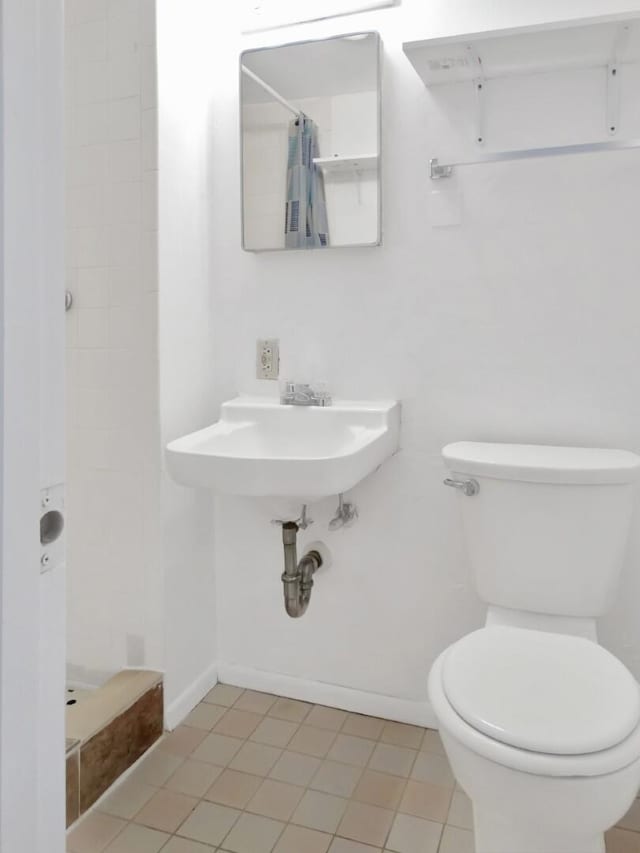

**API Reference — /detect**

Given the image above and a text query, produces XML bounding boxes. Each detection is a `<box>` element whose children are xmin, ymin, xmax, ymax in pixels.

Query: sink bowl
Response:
<box><xmin>166</xmin><ymin>395</ymin><xmax>400</xmax><ymax>503</ymax></box>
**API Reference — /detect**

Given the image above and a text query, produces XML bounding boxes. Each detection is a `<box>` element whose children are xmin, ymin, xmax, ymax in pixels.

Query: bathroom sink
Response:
<box><xmin>166</xmin><ymin>395</ymin><xmax>400</xmax><ymax>502</ymax></box>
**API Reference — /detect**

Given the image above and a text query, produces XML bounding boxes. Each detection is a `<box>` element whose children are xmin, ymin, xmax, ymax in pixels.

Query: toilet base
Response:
<box><xmin>474</xmin><ymin>808</ymin><xmax>604</xmax><ymax>853</ymax></box>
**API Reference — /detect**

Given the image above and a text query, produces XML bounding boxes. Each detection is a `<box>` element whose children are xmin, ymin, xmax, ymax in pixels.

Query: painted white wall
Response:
<box><xmin>157</xmin><ymin>0</ymin><xmax>218</xmax><ymax>720</ymax></box>
<box><xmin>65</xmin><ymin>0</ymin><xmax>162</xmax><ymax>684</ymax></box>
<box><xmin>194</xmin><ymin>0</ymin><xmax>640</xmax><ymax>722</ymax></box>
<box><xmin>1</xmin><ymin>0</ymin><xmax>66</xmax><ymax>848</ymax></box>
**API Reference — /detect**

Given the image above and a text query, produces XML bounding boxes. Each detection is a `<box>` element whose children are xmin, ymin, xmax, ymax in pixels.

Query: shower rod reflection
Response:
<box><xmin>241</xmin><ymin>64</ymin><xmax>303</xmax><ymax>119</ymax></box>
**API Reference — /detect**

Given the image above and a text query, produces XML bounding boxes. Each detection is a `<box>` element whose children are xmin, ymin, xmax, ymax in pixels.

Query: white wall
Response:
<box><xmin>157</xmin><ymin>0</ymin><xmax>217</xmax><ymax>721</ymax></box>
<box><xmin>65</xmin><ymin>0</ymin><xmax>162</xmax><ymax>684</ymax></box>
<box><xmin>198</xmin><ymin>0</ymin><xmax>640</xmax><ymax>723</ymax></box>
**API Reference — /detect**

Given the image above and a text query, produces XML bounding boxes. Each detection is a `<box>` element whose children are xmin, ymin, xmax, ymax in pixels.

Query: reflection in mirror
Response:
<box><xmin>241</xmin><ymin>32</ymin><xmax>382</xmax><ymax>252</ymax></box>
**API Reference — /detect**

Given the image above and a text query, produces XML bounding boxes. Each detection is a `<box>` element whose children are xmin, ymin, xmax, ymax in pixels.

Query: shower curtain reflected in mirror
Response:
<box><xmin>285</xmin><ymin>115</ymin><xmax>329</xmax><ymax>249</ymax></box>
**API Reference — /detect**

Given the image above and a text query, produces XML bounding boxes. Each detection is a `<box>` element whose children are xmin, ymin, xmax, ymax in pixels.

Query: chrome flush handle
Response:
<box><xmin>444</xmin><ymin>478</ymin><xmax>480</xmax><ymax>497</ymax></box>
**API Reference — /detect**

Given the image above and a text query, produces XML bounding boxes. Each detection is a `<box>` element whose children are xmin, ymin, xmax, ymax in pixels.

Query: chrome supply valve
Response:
<box><xmin>328</xmin><ymin>494</ymin><xmax>358</xmax><ymax>530</ymax></box>
<box><xmin>444</xmin><ymin>478</ymin><xmax>480</xmax><ymax>497</ymax></box>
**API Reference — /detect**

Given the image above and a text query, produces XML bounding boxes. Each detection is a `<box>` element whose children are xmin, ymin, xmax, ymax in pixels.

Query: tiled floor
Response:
<box><xmin>67</xmin><ymin>684</ymin><xmax>640</xmax><ymax>853</ymax></box>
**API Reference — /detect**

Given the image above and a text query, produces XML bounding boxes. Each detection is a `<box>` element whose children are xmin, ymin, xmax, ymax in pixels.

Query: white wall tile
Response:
<box><xmin>108</xmin><ymin>139</ymin><xmax>141</xmax><ymax>182</ymax></box>
<box><xmin>76</xmin><ymin>307</ymin><xmax>110</xmax><ymax>348</ymax></box>
<box><xmin>76</xmin><ymin>267</ymin><xmax>110</xmax><ymax>306</ymax></box>
<box><xmin>66</xmin><ymin>3</ymin><xmax>159</xmax><ymax>686</ymax></box>
<box><xmin>108</xmin><ymin>96</ymin><xmax>140</xmax><ymax>140</ymax></box>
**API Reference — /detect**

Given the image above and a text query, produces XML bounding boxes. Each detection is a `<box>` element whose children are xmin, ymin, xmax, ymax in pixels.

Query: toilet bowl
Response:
<box><xmin>432</xmin><ymin>441</ymin><xmax>640</xmax><ymax>853</ymax></box>
<box><xmin>429</xmin><ymin>627</ymin><xmax>640</xmax><ymax>853</ymax></box>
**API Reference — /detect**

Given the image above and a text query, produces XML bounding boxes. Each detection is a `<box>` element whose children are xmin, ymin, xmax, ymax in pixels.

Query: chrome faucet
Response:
<box><xmin>280</xmin><ymin>381</ymin><xmax>332</xmax><ymax>407</ymax></box>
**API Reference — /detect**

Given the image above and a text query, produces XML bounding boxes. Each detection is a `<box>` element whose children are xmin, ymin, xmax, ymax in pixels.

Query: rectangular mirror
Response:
<box><xmin>241</xmin><ymin>32</ymin><xmax>382</xmax><ymax>252</ymax></box>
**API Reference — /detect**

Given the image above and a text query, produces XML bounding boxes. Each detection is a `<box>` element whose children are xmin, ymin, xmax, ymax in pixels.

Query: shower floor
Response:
<box><xmin>65</xmin><ymin>684</ymin><xmax>94</xmax><ymax>709</ymax></box>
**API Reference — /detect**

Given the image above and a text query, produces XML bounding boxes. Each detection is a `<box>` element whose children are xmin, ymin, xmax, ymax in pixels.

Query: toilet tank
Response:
<box><xmin>443</xmin><ymin>442</ymin><xmax>640</xmax><ymax>618</ymax></box>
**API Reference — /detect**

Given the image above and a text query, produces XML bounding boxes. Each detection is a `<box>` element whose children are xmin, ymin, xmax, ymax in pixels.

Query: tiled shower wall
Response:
<box><xmin>65</xmin><ymin>0</ymin><xmax>162</xmax><ymax>683</ymax></box>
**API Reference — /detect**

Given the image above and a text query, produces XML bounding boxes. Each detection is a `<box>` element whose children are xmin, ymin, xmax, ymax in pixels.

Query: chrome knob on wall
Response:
<box><xmin>444</xmin><ymin>478</ymin><xmax>480</xmax><ymax>497</ymax></box>
<box><xmin>65</xmin><ymin>290</ymin><xmax>73</xmax><ymax>311</ymax></box>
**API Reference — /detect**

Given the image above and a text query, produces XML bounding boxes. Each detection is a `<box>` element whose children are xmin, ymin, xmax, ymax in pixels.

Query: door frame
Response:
<box><xmin>0</xmin><ymin>0</ymin><xmax>66</xmax><ymax>850</ymax></box>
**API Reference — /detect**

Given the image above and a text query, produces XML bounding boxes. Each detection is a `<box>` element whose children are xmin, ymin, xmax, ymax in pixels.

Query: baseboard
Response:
<box><xmin>164</xmin><ymin>662</ymin><xmax>218</xmax><ymax>731</ymax></box>
<box><xmin>216</xmin><ymin>663</ymin><xmax>438</xmax><ymax>728</ymax></box>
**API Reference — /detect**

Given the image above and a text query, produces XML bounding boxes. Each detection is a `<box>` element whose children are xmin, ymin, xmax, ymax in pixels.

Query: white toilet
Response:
<box><xmin>431</xmin><ymin>441</ymin><xmax>640</xmax><ymax>853</ymax></box>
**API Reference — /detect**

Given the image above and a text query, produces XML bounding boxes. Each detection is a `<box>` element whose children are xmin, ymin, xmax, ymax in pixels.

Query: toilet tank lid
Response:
<box><xmin>442</xmin><ymin>442</ymin><xmax>640</xmax><ymax>484</ymax></box>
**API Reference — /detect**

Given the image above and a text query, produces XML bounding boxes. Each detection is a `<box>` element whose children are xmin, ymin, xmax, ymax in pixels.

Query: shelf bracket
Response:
<box><xmin>465</xmin><ymin>43</ymin><xmax>486</xmax><ymax>146</ymax></box>
<box><xmin>607</xmin><ymin>23</ymin><xmax>630</xmax><ymax>136</ymax></box>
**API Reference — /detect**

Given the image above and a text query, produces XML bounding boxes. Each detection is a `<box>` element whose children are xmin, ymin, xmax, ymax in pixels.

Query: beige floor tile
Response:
<box><xmin>331</xmin><ymin>839</ymin><xmax>382</xmax><ymax>853</ymax></box>
<box><xmin>420</xmin><ymin>731</ymin><xmax>445</xmax><ymax>756</ymax></box>
<box><xmin>67</xmin><ymin>812</ymin><xmax>127</xmax><ymax>852</ymax></box>
<box><xmin>409</xmin><ymin>754</ymin><xmax>454</xmax><ymax>788</ymax></box>
<box><xmin>269</xmin><ymin>750</ymin><xmax>322</xmax><ymax>786</ymax></box>
<box><xmin>203</xmin><ymin>684</ymin><xmax>244</xmax><ymax>707</ymax></box>
<box><xmin>132</xmin><ymin>750</ymin><xmax>184</xmax><ymax>787</ymax></box>
<box><xmin>268</xmin><ymin>697</ymin><xmax>313</xmax><ymax>723</ymax></box>
<box><xmin>158</xmin><ymin>726</ymin><xmax>208</xmax><ymax>757</ymax></box>
<box><xmin>273</xmin><ymin>824</ymin><xmax>332</xmax><ymax>853</ymax></box>
<box><xmin>288</xmin><ymin>725</ymin><xmax>337</xmax><ymax>758</ymax></box>
<box><xmin>291</xmin><ymin>789</ymin><xmax>348</xmax><ymax>833</ymax></box>
<box><xmin>328</xmin><ymin>734</ymin><xmax>376</xmax><ymax>768</ymax></box>
<box><xmin>191</xmin><ymin>733</ymin><xmax>244</xmax><ymax>766</ymax></box>
<box><xmin>234</xmin><ymin>690</ymin><xmax>277</xmax><ymax>714</ymax></box>
<box><xmin>398</xmin><ymin>781</ymin><xmax>451</xmax><ymax>823</ymax></box>
<box><xmin>103</xmin><ymin>824</ymin><xmax>169</xmax><ymax>853</ymax></box>
<box><xmin>177</xmin><ymin>801</ymin><xmax>240</xmax><ymax>846</ymax></box>
<box><xmin>133</xmin><ymin>788</ymin><xmax>198</xmax><ymax>833</ymax></box>
<box><xmin>447</xmin><ymin>790</ymin><xmax>473</xmax><ymax>830</ymax></box>
<box><xmin>438</xmin><ymin>825</ymin><xmax>473</xmax><ymax>853</ymax></box>
<box><xmin>247</xmin><ymin>778</ymin><xmax>305</xmax><ymax>821</ymax></box>
<box><xmin>369</xmin><ymin>744</ymin><xmax>417</xmax><ymax>778</ymax></box>
<box><xmin>380</xmin><ymin>722</ymin><xmax>424</xmax><ymax>750</ymax></box>
<box><xmin>311</xmin><ymin>760</ymin><xmax>363</xmax><ymax>798</ymax></box>
<box><xmin>385</xmin><ymin>813</ymin><xmax>442</xmax><ymax>853</ymax></box>
<box><xmin>184</xmin><ymin>703</ymin><xmax>227</xmax><ymax>731</ymax></box>
<box><xmin>251</xmin><ymin>717</ymin><xmax>299</xmax><ymax>747</ymax></box>
<box><xmin>98</xmin><ymin>776</ymin><xmax>157</xmax><ymax>820</ymax></box>
<box><xmin>306</xmin><ymin>705</ymin><xmax>349</xmax><ymax>731</ymax></box>
<box><xmin>337</xmin><ymin>800</ymin><xmax>394</xmax><ymax>847</ymax></box>
<box><xmin>205</xmin><ymin>768</ymin><xmax>263</xmax><ymax>809</ymax></box>
<box><xmin>353</xmin><ymin>770</ymin><xmax>406</xmax><ymax>810</ymax></box>
<box><xmin>222</xmin><ymin>812</ymin><xmax>285</xmax><ymax>853</ymax></box>
<box><xmin>214</xmin><ymin>708</ymin><xmax>263</xmax><ymax>739</ymax></box>
<box><xmin>161</xmin><ymin>838</ymin><xmax>217</xmax><ymax>853</ymax></box>
<box><xmin>619</xmin><ymin>799</ymin><xmax>640</xmax><ymax>832</ymax></box>
<box><xmin>607</xmin><ymin>828</ymin><xmax>640</xmax><ymax>853</ymax></box>
<box><xmin>342</xmin><ymin>713</ymin><xmax>386</xmax><ymax>741</ymax></box>
<box><xmin>229</xmin><ymin>741</ymin><xmax>283</xmax><ymax>776</ymax></box>
<box><xmin>164</xmin><ymin>759</ymin><xmax>223</xmax><ymax>798</ymax></box>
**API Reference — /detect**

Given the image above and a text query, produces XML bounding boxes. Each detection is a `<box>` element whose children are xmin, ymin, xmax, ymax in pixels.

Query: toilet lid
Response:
<box><xmin>442</xmin><ymin>627</ymin><xmax>640</xmax><ymax>755</ymax></box>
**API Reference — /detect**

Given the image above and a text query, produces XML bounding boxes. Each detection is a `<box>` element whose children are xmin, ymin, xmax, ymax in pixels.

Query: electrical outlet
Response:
<box><xmin>256</xmin><ymin>338</ymin><xmax>279</xmax><ymax>380</ymax></box>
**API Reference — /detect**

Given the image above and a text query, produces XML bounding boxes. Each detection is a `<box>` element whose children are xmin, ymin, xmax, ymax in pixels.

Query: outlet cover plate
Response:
<box><xmin>256</xmin><ymin>338</ymin><xmax>279</xmax><ymax>380</ymax></box>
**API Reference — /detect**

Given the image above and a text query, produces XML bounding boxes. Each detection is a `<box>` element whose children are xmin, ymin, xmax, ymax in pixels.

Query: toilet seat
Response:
<box><xmin>442</xmin><ymin>627</ymin><xmax>640</xmax><ymax>756</ymax></box>
<box><xmin>429</xmin><ymin>628</ymin><xmax>640</xmax><ymax>778</ymax></box>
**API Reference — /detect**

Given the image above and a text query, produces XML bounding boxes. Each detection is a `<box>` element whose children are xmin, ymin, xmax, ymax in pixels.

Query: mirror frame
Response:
<box><xmin>240</xmin><ymin>31</ymin><xmax>383</xmax><ymax>253</ymax></box>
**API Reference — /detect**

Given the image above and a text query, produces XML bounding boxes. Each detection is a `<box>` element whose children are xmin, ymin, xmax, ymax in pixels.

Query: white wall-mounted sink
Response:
<box><xmin>166</xmin><ymin>395</ymin><xmax>400</xmax><ymax>503</ymax></box>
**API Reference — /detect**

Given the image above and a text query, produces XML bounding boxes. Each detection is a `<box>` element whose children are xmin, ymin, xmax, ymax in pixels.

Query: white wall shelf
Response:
<box><xmin>314</xmin><ymin>154</ymin><xmax>378</xmax><ymax>174</ymax></box>
<box><xmin>403</xmin><ymin>12</ymin><xmax>640</xmax><ymax>177</ymax></box>
<box><xmin>402</xmin><ymin>13</ymin><xmax>640</xmax><ymax>87</ymax></box>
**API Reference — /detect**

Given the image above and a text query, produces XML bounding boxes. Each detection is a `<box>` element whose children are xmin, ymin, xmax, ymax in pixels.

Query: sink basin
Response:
<box><xmin>166</xmin><ymin>395</ymin><xmax>400</xmax><ymax>503</ymax></box>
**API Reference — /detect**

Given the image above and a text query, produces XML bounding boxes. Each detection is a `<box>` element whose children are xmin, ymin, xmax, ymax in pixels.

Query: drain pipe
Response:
<box><xmin>281</xmin><ymin>522</ymin><xmax>322</xmax><ymax>618</ymax></box>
